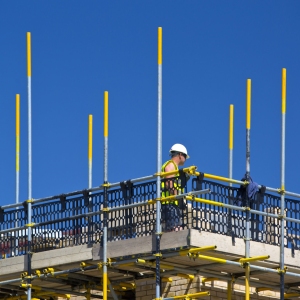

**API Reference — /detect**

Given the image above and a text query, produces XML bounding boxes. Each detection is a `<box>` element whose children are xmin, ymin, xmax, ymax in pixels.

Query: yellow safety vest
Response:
<box><xmin>161</xmin><ymin>160</ymin><xmax>182</xmax><ymax>205</ymax></box>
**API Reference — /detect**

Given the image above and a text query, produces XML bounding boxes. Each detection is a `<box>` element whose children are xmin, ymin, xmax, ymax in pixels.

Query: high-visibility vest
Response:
<box><xmin>161</xmin><ymin>160</ymin><xmax>182</xmax><ymax>205</ymax></box>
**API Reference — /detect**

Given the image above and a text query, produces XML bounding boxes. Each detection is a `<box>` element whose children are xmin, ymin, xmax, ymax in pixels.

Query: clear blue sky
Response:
<box><xmin>1</xmin><ymin>2</ymin><xmax>300</xmax><ymax>206</ymax></box>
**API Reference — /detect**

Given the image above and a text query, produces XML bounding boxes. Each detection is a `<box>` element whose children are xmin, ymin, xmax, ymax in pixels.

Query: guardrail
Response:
<box><xmin>0</xmin><ymin>176</ymin><xmax>299</xmax><ymax>258</ymax></box>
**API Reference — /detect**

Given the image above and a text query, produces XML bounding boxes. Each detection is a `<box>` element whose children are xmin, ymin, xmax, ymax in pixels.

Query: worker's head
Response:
<box><xmin>169</xmin><ymin>143</ymin><xmax>189</xmax><ymax>166</ymax></box>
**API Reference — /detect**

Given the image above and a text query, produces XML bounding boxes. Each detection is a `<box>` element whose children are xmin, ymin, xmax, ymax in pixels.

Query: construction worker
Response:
<box><xmin>161</xmin><ymin>143</ymin><xmax>189</xmax><ymax>232</ymax></box>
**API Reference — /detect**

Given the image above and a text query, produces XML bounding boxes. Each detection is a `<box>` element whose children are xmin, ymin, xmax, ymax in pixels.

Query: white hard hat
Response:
<box><xmin>169</xmin><ymin>143</ymin><xmax>190</xmax><ymax>159</ymax></box>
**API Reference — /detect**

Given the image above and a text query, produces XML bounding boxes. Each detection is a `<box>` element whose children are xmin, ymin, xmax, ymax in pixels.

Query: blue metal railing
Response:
<box><xmin>0</xmin><ymin>177</ymin><xmax>299</xmax><ymax>258</ymax></box>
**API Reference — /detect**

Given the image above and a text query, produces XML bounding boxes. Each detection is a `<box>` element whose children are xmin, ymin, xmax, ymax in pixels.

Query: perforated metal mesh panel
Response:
<box><xmin>0</xmin><ymin>177</ymin><xmax>299</xmax><ymax>258</ymax></box>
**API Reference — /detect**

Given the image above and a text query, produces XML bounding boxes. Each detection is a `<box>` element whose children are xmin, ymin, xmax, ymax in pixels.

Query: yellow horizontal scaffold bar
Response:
<box><xmin>114</xmin><ymin>262</ymin><xmax>136</xmax><ymax>267</ymax></box>
<box><xmin>256</xmin><ymin>287</ymin><xmax>273</xmax><ymax>293</ymax></box>
<box><xmin>195</xmin><ymin>254</ymin><xmax>227</xmax><ymax>264</ymax></box>
<box><xmin>197</xmin><ymin>172</ymin><xmax>247</xmax><ymax>186</ymax></box>
<box><xmin>239</xmin><ymin>255</ymin><xmax>270</xmax><ymax>263</ymax></box>
<box><xmin>284</xmin><ymin>293</ymin><xmax>300</xmax><ymax>298</ymax></box>
<box><xmin>202</xmin><ymin>277</ymin><xmax>219</xmax><ymax>283</ymax></box>
<box><xmin>155</xmin><ymin>195</ymin><xmax>178</xmax><ymax>203</ymax></box>
<box><xmin>185</xmin><ymin>196</ymin><xmax>224</xmax><ymax>207</ymax></box>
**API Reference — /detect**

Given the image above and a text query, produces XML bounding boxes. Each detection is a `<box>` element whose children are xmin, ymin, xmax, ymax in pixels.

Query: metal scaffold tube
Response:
<box><xmin>156</xmin><ymin>26</ymin><xmax>163</xmax><ymax>300</ymax></box>
<box><xmin>16</xmin><ymin>94</ymin><xmax>20</xmax><ymax>206</ymax></box>
<box><xmin>228</xmin><ymin>104</ymin><xmax>234</xmax><ymax>241</ymax></box>
<box><xmin>280</xmin><ymin>68</ymin><xmax>286</xmax><ymax>299</ymax></box>
<box><xmin>26</xmin><ymin>31</ymin><xmax>32</xmax><ymax>300</ymax></box>
<box><xmin>229</xmin><ymin>104</ymin><xmax>234</xmax><ymax>184</ymax></box>
<box><xmin>103</xmin><ymin>91</ymin><xmax>109</xmax><ymax>300</ymax></box>
<box><xmin>88</xmin><ymin>114</ymin><xmax>93</xmax><ymax>246</ymax></box>
<box><xmin>245</xmin><ymin>78</ymin><xmax>251</xmax><ymax>300</ymax></box>
<box><xmin>15</xmin><ymin>94</ymin><xmax>20</xmax><ymax>254</ymax></box>
<box><xmin>107</xmin><ymin>278</ymin><xmax>119</xmax><ymax>300</ymax></box>
<box><xmin>88</xmin><ymin>114</ymin><xmax>93</xmax><ymax>189</ymax></box>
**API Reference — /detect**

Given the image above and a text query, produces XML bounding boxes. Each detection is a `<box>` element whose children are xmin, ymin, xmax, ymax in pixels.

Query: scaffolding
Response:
<box><xmin>0</xmin><ymin>28</ymin><xmax>299</xmax><ymax>300</ymax></box>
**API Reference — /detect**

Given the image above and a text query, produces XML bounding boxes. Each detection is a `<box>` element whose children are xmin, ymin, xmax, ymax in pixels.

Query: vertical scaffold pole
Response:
<box><xmin>88</xmin><ymin>114</ymin><xmax>93</xmax><ymax>246</ymax></box>
<box><xmin>228</xmin><ymin>104</ymin><xmax>234</xmax><ymax>300</ymax></box>
<box><xmin>245</xmin><ymin>79</ymin><xmax>251</xmax><ymax>300</ymax></box>
<box><xmin>227</xmin><ymin>279</ymin><xmax>233</xmax><ymax>300</ymax></box>
<box><xmin>156</xmin><ymin>26</ymin><xmax>163</xmax><ymax>300</ymax></box>
<box><xmin>26</xmin><ymin>31</ymin><xmax>32</xmax><ymax>300</ymax></box>
<box><xmin>103</xmin><ymin>91</ymin><xmax>109</xmax><ymax>300</ymax></box>
<box><xmin>280</xmin><ymin>68</ymin><xmax>286</xmax><ymax>299</ymax></box>
<box><xmin>229</xmin><ymin>104</ymin><xmax>234</xmax><ymax>184</ymax></box>
<box><xmin>16</xmin><ymin>94</ymin><xmax>20</xmax><ymax>206</ymax></box>
<box><xmin>88</xmin><ymin>114</ymin><xmax>93</xmax><ymax>189</ymax></box>
<box><xmin>16</xmin><ymin>94</ymin><xmax>20</xmax><ymax>254</ymax></box>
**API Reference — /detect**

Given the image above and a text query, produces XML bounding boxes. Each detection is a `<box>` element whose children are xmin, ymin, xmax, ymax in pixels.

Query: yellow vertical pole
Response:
<box><xmin>86</xmin><ymin>287</ymin><xmax>91</xmax><ymax>300</ymax></box>
<box><xmin>246</xmin><ymin>80</ymin><xmax>251</xmax><ymax>130</ymax></box>
<box><xmin>104</xmin><ymin>92</ymin><xmax>108</xmax><ymax>138</ymax></box>
<box><xmin>227</xmin><ymin>279</ymin><xmax>232</xmax><ymax>300</ymax></box>
<box><xmin>103</xmin><ymin>91</ymin><xmax>109</xmax><ymax>300</ymax></box>
<box><xmin>27</xmin><ymin>33</ymin><xmax>31</xmax><ymax>78</ymax></box>
<box><xmin>229</xmin><ymin>105</ymin><xmax>234</xmax><ymax>152</ymax></box>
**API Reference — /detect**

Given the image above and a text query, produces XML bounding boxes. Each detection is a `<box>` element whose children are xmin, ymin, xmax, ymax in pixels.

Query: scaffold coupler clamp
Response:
<box><xmin>35</xmin><ymin>270</ymin><xmax>41</xmax><ymax>277</ymax></box>
<box><xmin>153</xmin><ymin>252</ymin><xmax>162</xmax><ymax>258</ymax></box>
<box><xmin>187</xmin><ymin>253</ymin><xmax>197</xmax><ymax>261</ymax></box>
<box><xmin>242</xmin><ymin>262</ymin><xmax>250</xmax><ymax>268</ymax></box>
<box><xmin>20</xmin><ymin>283</ymin><xmax>32</xmax><ymax>288</ymax></box>
<box><xmin>101</xmin><ymin>182</ymin><xmax>111</xmax><ymax>188</ymax></box>
<box><xmin>242</xmin><ymin>206</ymin><xmax>251</xmax><ymax>212</ymax></box>
<box><xmin>231</xmin><ymin>275</ymin><xmax>236</xmax><ymax>283</ymax></box>
<box><xmin>21</xmin><ymin>272</ymin><xmax>28</xmax><ymax>279</ymax></box>
<box><xmin>277</xmin><ymin>266</ymin><xmax>287</xmax><ymax>274</ymax></box>
<box><xmin>155</xmin><ymin>230</ymin><xmax>163</xmax><ymax>236</ymax></box>
<box><xmin>243</xmin><ymin>236</ymin><xmax>251</xmax><ymax>242</ymax></box>
<box><xmin>107</xmin><ymin>258</ymin><xmax>113</xmax><ymax>267</ymax></box>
